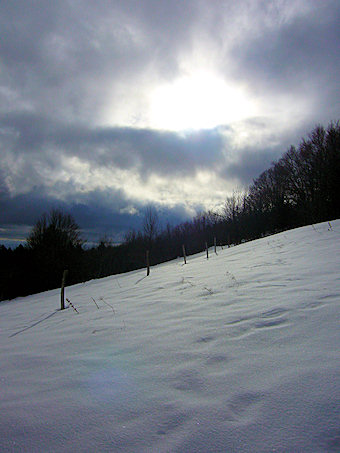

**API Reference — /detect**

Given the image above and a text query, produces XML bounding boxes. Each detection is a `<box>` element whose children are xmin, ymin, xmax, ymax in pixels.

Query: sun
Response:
<box><xmin>149</xmin><ymin>71</ymin><xmax>256</xmax><ymax>131</ymax></box>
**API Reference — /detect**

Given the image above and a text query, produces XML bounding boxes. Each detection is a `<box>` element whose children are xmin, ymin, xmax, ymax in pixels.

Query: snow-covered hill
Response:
<box><xmin>1</xmin><ymin>221</ymin><xmax>339</xmax><ymax>452</ymax></box>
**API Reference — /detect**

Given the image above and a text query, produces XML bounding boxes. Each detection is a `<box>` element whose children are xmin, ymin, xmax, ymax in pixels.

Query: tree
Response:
<box><xmin>26</xmin><ymin>209</ymin><xmax>84</xmax><ymax>291</ymax></box>
<box><xmin>142</xmin><ymin>205</ymin><xmax>159</xmax><ymax>247</ymax></box>
<box><xmin>27</xmin><ymin>209</ymin><xmax>83</xmax><ymax>251</ymax></box>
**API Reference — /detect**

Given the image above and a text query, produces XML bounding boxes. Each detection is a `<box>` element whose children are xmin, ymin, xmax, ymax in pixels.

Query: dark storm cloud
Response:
<box><xmin>221</xmin><ymin>148</ymin><xmax>280</xmax><ymax>185</ymax></box>
<box><xmin>0</xmin><ymin>187</ymin><xmax>60</xmax><ymax>226</ymax></box>
<box><xmin>230</xmin><ymin>2</ymin><xmax>340</xmax><ymax>106</ymax></box>
<box><xmin>0</xmin><ymin>185</ymin><xmax>192</xmax><ymax>244</ymax></box>
<box><xmin>0</xmin><ymin>0</ymin><xmax>197</xmax><ymax>121</ymax></box>
<box><xmin>0</xmin><ymin>112</ymin><xmax>225</xmax><ymax>178</ymax></box>
<box><xmin>0</xmin><ymin>186</ymin><xmax>134</xmax><ymax>231</ymax></box>
<box><xmin>52</xmin><ymin>121</ymin><xmax>226</xmax><ymax>177</ymax></box>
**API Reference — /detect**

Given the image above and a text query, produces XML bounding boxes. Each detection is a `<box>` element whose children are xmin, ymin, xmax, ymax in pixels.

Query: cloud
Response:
<box><xmin>0</xmin><ymin>185</ymin><xmax>194</xmax><ymax>244</ymax></box>
<box><xmin>0</xmin><ymin>0</ymin><xmax>339</xmax><ymax>243</ymax></box>
<box><xmin>229</xmin><ymin>2</ymin><xmax>340</xmax><ymax>103</ymax></box>
<box><xmin>0</xmin><ymin>109</ymin><xmax>333</xmax><ymax>241</ymax></box>
<box><xmin>0</xmin><ymin>0</ymin><xmax>198</xmax><ymax>124</ymax></box>
<box><xmin>1</xmin><ymin>111</ymin><xmax>301</xmax><ymax>200</ymax></box>
<box><xmin>0</xmin><ymin>111</ymin><xmax>225</xmax><ymax>183</ymax></box>
<box><xmin>1</xmin><ymin>1</ymin><xmax>338</xmax><ymax>122</ymax></box>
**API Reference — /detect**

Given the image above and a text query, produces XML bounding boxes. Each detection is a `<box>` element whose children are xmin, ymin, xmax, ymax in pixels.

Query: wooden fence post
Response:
<box><xmin>146</xmin><ymin>250</ymin><xmax>150</xmax><ymax>276</ymax></box>
<box><xmin>60</xmin><ymin>269</ymin><xmax>68</xmax><ymax>310</ymax></box>
<box><xmin>182</xmin><ymin>244</ymin><xmax>187</xmax><ymax>265</ymax></box>
<box><xmin>214</xmin><ymin>237</ymin><xmax>217</xmax><ymax>254</ymax></box>
<box><xmin>205</xmin><ymin>242</ymin><xmax>209</xmax><ymax>260</ymax></box>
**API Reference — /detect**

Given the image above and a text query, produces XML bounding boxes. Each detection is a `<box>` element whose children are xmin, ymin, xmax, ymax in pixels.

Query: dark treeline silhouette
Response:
<box><xmin>1</xmin><ymin>121</ymin><xmax>339</xmax><ymax>301</ymax></box>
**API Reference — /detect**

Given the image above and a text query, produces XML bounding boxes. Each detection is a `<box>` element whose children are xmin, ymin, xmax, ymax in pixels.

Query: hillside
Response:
<box><xmin>1</xmin><ymin>220</ymin><xmax>339</xmax><ymax>452</ymax></box>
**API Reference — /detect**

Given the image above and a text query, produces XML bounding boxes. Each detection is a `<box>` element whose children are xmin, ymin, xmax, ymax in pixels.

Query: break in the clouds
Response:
<box><xmin>0</xmin><ymin>0</ymin><xmax>339</xmax><ymax>244</ymax></box>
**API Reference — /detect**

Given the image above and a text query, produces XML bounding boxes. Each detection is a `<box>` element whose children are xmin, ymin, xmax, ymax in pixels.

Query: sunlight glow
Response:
<box><xmin>149</xmin><ymin>72</ymin><xmax>257</xmax><ymax>131</ymax></box>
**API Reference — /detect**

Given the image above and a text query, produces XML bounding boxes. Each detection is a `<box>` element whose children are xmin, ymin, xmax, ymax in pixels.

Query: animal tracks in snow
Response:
<box><xmin>225</xmin><ymin>306</ymin><xmax>290</xmax><ymax>339</ymax></box>
<box><xmin>225</xmin><ymin>271</ymin><xmax>239</xmax><ymax>288</ymax></box>
<box><xmin>225</xmin><ymin>391</ymin><xmax>264</xmax><ymax>424</ymax></box>
<box><xmin>254</xmin><ymin>317</ymin><xmax>287</xmax><ymax>329</ymax></box>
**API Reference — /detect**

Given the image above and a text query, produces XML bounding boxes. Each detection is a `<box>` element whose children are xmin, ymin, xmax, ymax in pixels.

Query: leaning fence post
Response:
<box><xmin>182</xmin><ymin>244</ymin><xmax>187</xmax><ymax>265</ymax></box>
<box><xmin>205</xmin><ymin>242</ymin><xmax>209</xmax><ymax>260</ymax></box>
<box><xmin>146</xmin><ymin>250</ymin><xmax>150</xmax><ymax>276</ymax></box>
<box><xmin>60</xmin><ymin>269</ymin><xmax>68</xmax><ymax>310</ymax></box>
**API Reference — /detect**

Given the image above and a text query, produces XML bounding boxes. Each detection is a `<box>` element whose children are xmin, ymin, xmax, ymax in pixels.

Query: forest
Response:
<box><xmin>1</xmin><ymin>121</ymin><xmax>339</xmax><ymax>301</ymax></box>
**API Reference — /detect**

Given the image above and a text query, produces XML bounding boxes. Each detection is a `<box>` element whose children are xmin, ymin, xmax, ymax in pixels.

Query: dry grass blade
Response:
<box><xmin>91</xmin><ymin>297</ymin><xmax>100</xmax><ymax>309</ymax></box>
<box><xmin>99</xmin><ymin>297</ymin><xmax>115</xmax><ymax>314</ymax></box>
<box><xmin>66</xmin><ymin>298</ymin><xmax>79</xmax><ymax>313</ymax></box>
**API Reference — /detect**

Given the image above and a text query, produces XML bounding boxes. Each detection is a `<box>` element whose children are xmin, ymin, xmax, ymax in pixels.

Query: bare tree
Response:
<box><xmin>143</xmin><ymin>205</ymin><xmax>159</xmax><ymax>247</ymax></box>
<box><xmin>223</xmin><ymin>191</ymin><xmax>244</xmax><ymax>221</ymax></box>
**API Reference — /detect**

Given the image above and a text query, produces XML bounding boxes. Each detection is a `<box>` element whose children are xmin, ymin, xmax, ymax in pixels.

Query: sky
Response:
<box><xmin>1</xmin><ymin>0</ymin><xmax>339</xmax><ymax>246</ymax></box>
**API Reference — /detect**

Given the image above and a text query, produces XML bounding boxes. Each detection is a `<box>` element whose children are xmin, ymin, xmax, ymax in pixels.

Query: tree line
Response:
<box><xmin>1</xmin><ymin>121</ymin><xmax>339</xmax><ymax>301</ymax></box>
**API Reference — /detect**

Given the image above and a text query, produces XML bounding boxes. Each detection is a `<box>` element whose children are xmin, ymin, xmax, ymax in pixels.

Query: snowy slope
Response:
<box><xmin>1</xmin><ymin>221</ymin><xmax>339</xmax><ymax>453</ymax></box>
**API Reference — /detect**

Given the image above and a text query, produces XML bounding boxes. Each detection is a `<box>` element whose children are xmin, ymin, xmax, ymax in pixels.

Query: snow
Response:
<box><xmin>1</xmin><ymin>220</ymin><xmax>339</xmax><ymax>452</ymax></box>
